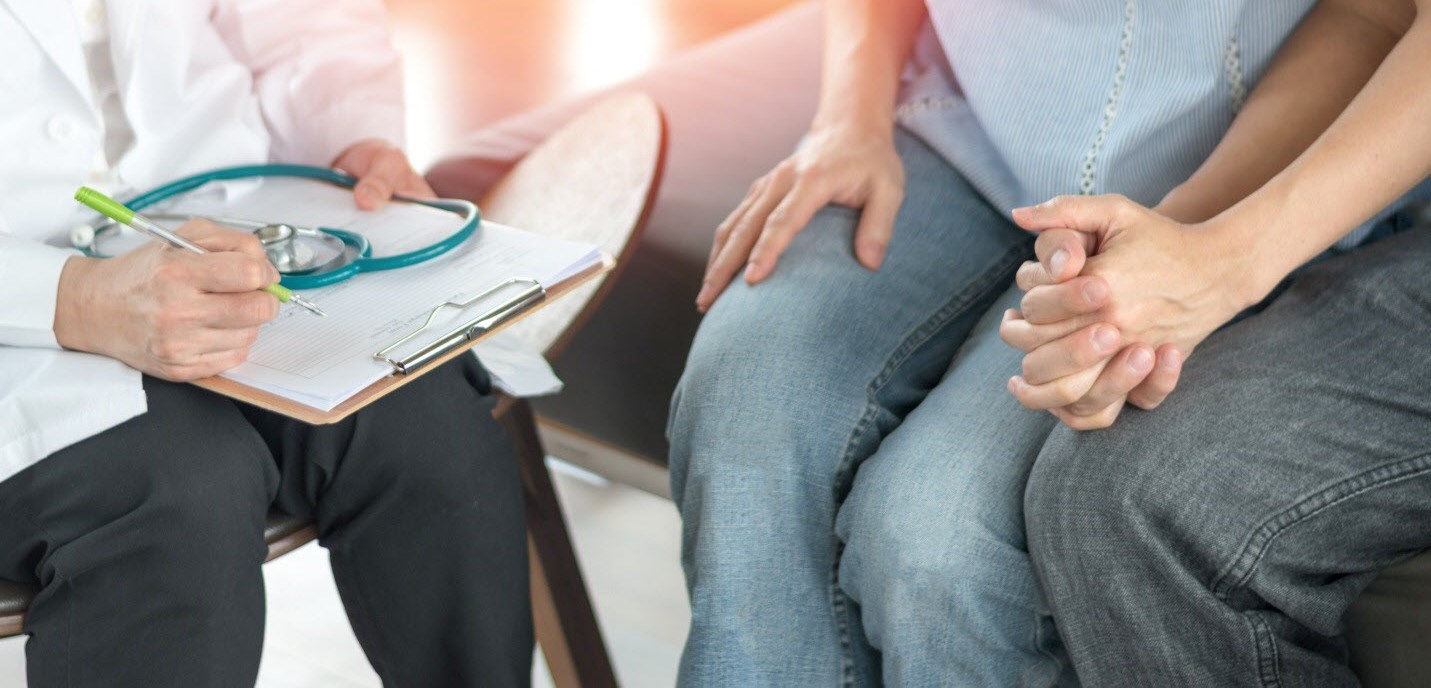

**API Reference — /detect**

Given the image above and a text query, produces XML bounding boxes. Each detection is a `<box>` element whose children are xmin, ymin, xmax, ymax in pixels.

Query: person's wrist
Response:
<box><xmin>812</xmin><ymin>82</ymin><xmax>896</xmax><ymax>141</ymax></box>
<box><xmin>1154</xmin><ymin>185</ymin><xmax>1216</xmax><ymax>224</ymax></box>
<box><xmin>53</xmin><ymin>256</ymin><xmax>101</xmax><ymax>352</ymax></box>
<box><xmin>1199</xmin><ymin>215</ymin><xmax>1282</xmax><ymax>311</ymax></box>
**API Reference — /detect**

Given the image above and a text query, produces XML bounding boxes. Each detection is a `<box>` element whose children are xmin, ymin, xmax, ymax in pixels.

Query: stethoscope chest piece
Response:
<box><xmin>255</xmin><ymin>223</ymin><xmax>354</xmax><ymax>276</ymax></box>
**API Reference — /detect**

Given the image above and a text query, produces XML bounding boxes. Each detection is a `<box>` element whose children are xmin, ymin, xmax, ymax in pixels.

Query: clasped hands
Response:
<box><xmin>998</xmin><ymin>195</ymin><xmax>1256</xmax><ymax>430</ymax></box>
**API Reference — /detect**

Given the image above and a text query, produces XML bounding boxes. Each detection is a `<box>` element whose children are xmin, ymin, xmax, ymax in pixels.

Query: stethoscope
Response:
<box><xmin>70</xmin><ymin>164</ymin><xmax>481</xmax><ymax>290</ymax></box>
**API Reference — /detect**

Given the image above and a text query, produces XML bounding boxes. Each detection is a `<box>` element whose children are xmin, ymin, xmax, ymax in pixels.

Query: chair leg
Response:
<box><xmin>498</xmin><ymin>397</ymin><xmax>619</xmax><ymax>688</ymax></box>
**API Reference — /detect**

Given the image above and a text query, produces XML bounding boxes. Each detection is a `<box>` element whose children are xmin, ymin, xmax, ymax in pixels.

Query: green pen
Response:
<box><xmin>74</xmin><ymin>186</ymin><xmax>326</xmax><ymax>317</ymax></box>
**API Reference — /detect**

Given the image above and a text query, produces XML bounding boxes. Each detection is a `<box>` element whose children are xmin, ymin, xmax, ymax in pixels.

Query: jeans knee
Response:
<box><xmin>1026</xmin><ymin>420</ymin><xmax>1211</xmax><ymax>584</ymax></box>
<box><xmin>1027</xmin><ymin>426</ymin><xmax>1126</xmax><ymax>558</ymax></box>
<box><xmin>670</xmin><ymin>327</ymin><xmax>856</xmax><ymax>509</ymax></box>
<box><xmin>840</xmin><ymin>495</ymin><xmax>1035</xmax><ymax>624</ymax></box>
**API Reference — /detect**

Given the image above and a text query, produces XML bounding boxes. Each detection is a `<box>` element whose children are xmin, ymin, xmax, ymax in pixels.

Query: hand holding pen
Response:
<box><xmin>75</xmin><ymin>188</ymin><xmax>325</xmax><ymax>316</ymax></box>
<box><xmin>52</xmin><ymin>190</ymin><xmax>320</xmax><ymax>382</ymax></box>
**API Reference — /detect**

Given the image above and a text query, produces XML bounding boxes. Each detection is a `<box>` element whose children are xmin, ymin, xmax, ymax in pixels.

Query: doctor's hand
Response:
<box><xmin>53</xmin><ymin>220</ymin><xmax>282</xmax><ymax>382</ymax></box>
<box><xmin>332</xmin><ymin>138</ymin><xmax>436</xmax><ymax>211</ymax></box>
<box><xmin>696</xmin><ymin>123</ymin><xmax>905</xmax><ymax>311</ymax></box>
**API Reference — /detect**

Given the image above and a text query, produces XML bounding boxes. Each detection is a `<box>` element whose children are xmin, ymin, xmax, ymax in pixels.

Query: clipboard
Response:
<box><xmin>193</xmin><ymin>256</ymin><xmax>612</xmax><ymax>424</ymax></box>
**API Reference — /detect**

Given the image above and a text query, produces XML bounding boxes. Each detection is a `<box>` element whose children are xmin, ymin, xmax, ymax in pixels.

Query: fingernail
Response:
<box><xmin>861</xmin><ymin>243</ymin><xmax>886</xmax><ymax>269</ymax></box>
<box><xmin>744</xmin><ymin>263</ymin><xmax>762</xmax><ymax>283</ymax></box>
<box><xmin>1129</xmin><ymin>348</ymin><xmax>1154</xmax><ymax>373</ymax></box>
<box><xmin>1049</xmin><ymin>249</ymin><xmax>1068</xmax><ymax>276</ymax></box>
<box><xmin>1161</xmin><ymin>348</ymin><xmax>1183</xmax><ymax>370</ymax></box>
<box><xmin>1094</xmin><ymin>325</ymin><xmax>1119</xmax><ymax>352</ymax></box>
<box><xmin>1082</xmin><ymin>279</ymin><xmax>1108</xmax><ymax>304</ymax></box>
<box><xmin>1011</xmin><ymin>206</ymin><xmax>1030</xmax><ymax>217</ymax></box>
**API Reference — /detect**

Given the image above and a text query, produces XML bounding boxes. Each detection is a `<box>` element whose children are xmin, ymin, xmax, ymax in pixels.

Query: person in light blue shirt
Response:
<box><xmin>671</xmin><ymin>0</ymin><xmax>1431</xmax><ymax>684</ymax></box>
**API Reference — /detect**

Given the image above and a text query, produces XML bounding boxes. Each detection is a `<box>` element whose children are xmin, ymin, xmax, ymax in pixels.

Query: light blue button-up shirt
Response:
<box><xmin>897</xmin><ymin>0</ymin><xmax>1425</xmax><ymax>248</ymax></box>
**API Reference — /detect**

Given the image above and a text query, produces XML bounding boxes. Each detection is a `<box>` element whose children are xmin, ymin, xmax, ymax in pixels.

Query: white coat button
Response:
<box><xmin>46</xmin><ymin>116</ymin><xmax>77</xmax><ymax>142</ymax></box>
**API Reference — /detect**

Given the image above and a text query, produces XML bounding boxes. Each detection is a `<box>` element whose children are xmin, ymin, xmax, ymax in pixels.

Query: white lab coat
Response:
<box><xmin>0</xmin><ymin>0</ymin><xmax>405</xmax><ymax>482</ymax></box>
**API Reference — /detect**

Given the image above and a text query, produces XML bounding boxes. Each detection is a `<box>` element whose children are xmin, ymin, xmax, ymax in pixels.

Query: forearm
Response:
<box><xmin>812</xmin><ymin>0</ymin><xmax>927</xmax><ymax>137</ymax></box>
<box><xmin>1216</xmin><ymin>8</ymin><xmax>1431</xmax><ymax>304</ymax></box>
<box><xmin>1157</xmin><ymin>0</ymin><xmax>1414</xmax><ymax>223</ymax></box>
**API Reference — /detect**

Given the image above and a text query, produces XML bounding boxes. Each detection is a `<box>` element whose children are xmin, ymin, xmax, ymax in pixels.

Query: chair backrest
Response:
<box><xmin>433</xmin><ymin>93</ymin><xmax>666</xmax><ymax>359</ymax></box>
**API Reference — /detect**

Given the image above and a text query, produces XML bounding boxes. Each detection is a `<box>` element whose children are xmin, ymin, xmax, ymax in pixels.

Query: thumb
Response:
<box><xmin>1032</xmin><ymin>228</ymin><xmax>1097</xmax><ymax>282</ymax></box>
<box><xmin>1011</xmin><ymin>194</ymin><xmax>1129</xmax><ymax>236</ymax></box>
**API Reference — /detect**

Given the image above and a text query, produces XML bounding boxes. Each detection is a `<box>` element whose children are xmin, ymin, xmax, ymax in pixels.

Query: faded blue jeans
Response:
<box><xmin>668</xmin><ymin>129</ymin><xmax>1073</xmax><ymax>686</ymax></box>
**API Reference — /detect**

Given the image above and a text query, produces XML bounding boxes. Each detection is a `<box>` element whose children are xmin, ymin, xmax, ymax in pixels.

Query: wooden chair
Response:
<box><xmin>0</xmin><ymin>93</ymin><xmax>665</xmax><ymax>688</ymax></box>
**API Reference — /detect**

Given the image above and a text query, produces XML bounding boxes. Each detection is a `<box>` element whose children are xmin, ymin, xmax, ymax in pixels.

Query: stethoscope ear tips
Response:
<box><xmin>70</xmin><ymin>224</ymin><xmax>96</xmax><ymax>250</ymax></box>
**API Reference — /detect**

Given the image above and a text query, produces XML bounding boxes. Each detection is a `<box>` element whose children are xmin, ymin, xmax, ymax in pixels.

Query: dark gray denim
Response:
<box><xmin>1025</xmin><ymin>223</ymin><xmax>1431</xmax><ymax>686</ymax></box>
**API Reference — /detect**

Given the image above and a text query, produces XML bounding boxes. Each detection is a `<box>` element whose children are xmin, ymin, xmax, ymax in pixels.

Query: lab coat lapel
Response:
<box><xmin>2</xmin><ymin>0</ymin><xmax>91</xmax><ymax>99</ymax></box>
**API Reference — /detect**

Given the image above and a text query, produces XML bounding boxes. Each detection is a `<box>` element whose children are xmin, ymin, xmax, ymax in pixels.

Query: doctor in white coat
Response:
<box><xmin>0</xmin><ymin>1</ymin><xmax>532</xmax><ymax>686</ymax></box>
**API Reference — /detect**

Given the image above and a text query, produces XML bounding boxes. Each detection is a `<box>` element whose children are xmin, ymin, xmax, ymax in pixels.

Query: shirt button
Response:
<box><xmin>85</xmin><ymin>3</ymin><xmax>104</xmax><ymax>27</ymax></box>
<box><xmin>47</xmin><ymin>115</ymin><xmax>77</xmax><ymax>142</ymax></box>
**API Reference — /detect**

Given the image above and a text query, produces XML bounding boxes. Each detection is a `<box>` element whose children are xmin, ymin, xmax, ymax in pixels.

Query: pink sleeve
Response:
<box><xmin>211</xmin><ymin>0</ymin><xmax>406</xmax><ymax>166</ymax></box>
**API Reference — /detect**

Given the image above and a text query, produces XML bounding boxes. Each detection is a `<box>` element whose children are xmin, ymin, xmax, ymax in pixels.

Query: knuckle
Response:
<box><xmin>1101</xmin><ymin>303</ymin><xmax>1130</xmax><ymax>331</ymax></box>
<box><xmin>997</xmin><ymin>320</ymin><xmax>1019</xmax><ymax>347</ymax></box>
<box><xmin>236</xmin><ymin>262</ymin><xmax>267</xmax><ymax>289</ymax></box>
<box><xmin>147</xmin><ymin>337</ymin><xmax>183</xmax><ymax>363</ymax></box>
<box><xmin>1080</xmin><ymin>417</ymin><xmax>1112</xmax><ymax>431</ymax></box>
<box><xmin>1003</xmin><ymin>323</ymin><xmax>1036</xmax><ymax>351</ymax></box>
<box><xmin>154</xmin><ymin>258</ymin><xmax>189</xmax><ymax>284</ymax></box>
<box><xmin>1010</xmin><ymin>385</ymin><xmax>1040</xmax><ymax>410</ymax></box>
<box><xmin>243</xmin><ymin>294</ymin><xmax>279</xmax><ymax>323</ymax></box>
<box><xmin>764</xmin><ymin>209</ymin><xmax>793</xmax><ymax>231</ymax></box>
<box><xmin>236</xmin><ymin>233</ymin><xmax>264</xmax><ymax>255</ymax></box>
<box><xmin>149</xmin><ymin>307</ymin><xmax>182</xmax><ymax>333</ymax></box>
<box><xmin>1074</xmin><ymin>339</ymin><xmax>1104</xmax><ymax>367</ymax></box>
<box><xmin>1051</xmin><ymin>378</ymin><xmax>1084</xmax><ymax>407</ymax></box>
<box><xmin>176</xmin><ymin>219</ymin><xmax>212</xmax><ymax>237</ymax></box>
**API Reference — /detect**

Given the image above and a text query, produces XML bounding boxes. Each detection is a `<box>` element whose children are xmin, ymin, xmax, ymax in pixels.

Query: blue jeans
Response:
<box><xmin>669</xmin><ymin>130</ymin><xmax>1072</xmax><ymax>686</ymax></box>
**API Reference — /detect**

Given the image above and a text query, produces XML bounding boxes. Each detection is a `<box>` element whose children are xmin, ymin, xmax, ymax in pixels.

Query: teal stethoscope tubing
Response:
<box><xmin>111</xmin><ymin>163</ymin><xmax>481</xmax><ymax>290</ymax></box>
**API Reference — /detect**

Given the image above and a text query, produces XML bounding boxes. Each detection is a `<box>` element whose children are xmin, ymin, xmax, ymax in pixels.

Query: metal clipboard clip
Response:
<box><xmin>373</xmin><ymin>277</ymin><xmax>546</xmax><ymax>375</ymax></box>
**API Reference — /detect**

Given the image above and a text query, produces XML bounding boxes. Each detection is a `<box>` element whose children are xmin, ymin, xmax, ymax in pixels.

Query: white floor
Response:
<box><xmin>0</xmin><ymin>462</ymin><xmax>689</xmax><ymax>687</ymax></box>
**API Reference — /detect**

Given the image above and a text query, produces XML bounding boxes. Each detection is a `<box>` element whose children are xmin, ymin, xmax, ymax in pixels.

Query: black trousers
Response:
<box><xmin>0</xmin><ymin>356</ymin><xmax>532</xmax><ymax>687</ymax></box>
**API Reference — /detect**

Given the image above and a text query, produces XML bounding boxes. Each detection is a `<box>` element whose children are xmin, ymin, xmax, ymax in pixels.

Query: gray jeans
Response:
<box><xmin>1025</xmin><ymin>223</ymin><xmax>1431</xmax><ymax>686</ymax></box>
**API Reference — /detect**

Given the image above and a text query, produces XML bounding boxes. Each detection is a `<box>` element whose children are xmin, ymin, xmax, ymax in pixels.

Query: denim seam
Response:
<box><xmin>826</xmin><ymin>238</ymin><xmax>1030</xmax><ymax>686</ymax></box>
<box><xmin>869</xmin><ymin>242</ymin><xmax>1030</xmax><ymax>397</ymax></box>
<box><xmin>1248</xmin><ymin>613</ymin><xmax>1282</xmax><ymax>687</ymax></box>
<box><xmin>1208</xmin><ymin>451</ymin><xmax>1431</xmax><ymax>687</ymax></box>
<box><xmin>1210</xmin><ymin>451</ymin><xmax>1431</xmax><ymax>597</ymax></box>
